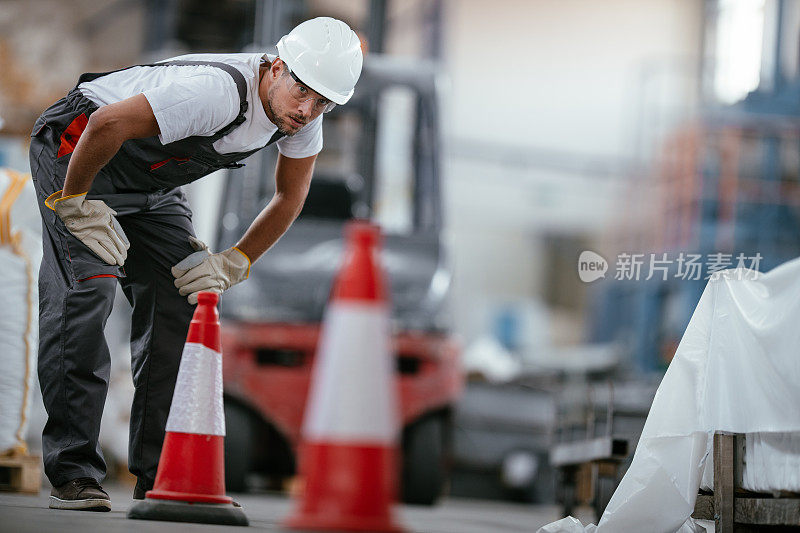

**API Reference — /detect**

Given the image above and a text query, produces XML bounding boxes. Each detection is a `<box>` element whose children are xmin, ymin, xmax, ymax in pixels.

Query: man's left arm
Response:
<box><xmin>236</xmin><ymin>153</ymin><xmax>315</xmax><ymax>261</ymax></box>
<box><xmin>171</xmin><ymin>153</ymin><xmax>314</xmax><ymax>304</ymax></box>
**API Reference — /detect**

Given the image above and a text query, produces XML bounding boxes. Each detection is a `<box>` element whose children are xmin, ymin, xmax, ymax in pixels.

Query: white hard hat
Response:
<box><xmin>276</xmin><ymin>17</ymin><xmax>363</xmax><ymax>105</ymax></box>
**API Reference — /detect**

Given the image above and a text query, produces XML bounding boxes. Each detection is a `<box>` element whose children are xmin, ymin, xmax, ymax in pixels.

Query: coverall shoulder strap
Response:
<box><xmin>76</xmin><ymin>60</ymin><xmax>251</xmax><ymax>138</ymax></box>
<box><xmin>158</xmin><ymin>60</ymin><xmax>250</xmax><ymax>138</ymax></box>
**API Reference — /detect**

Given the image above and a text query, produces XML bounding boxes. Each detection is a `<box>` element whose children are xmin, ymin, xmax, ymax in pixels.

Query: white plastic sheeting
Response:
<box><xmin>0</xmin><ymin>169</ymin><xmax>40</xmax><ymax>455</ymax></box>
<box><xmin>537</xmin><ymin>258</ymin><xmax>800</xmax><ymax>533</ymax></box>
<box><xmin>742</xmin><ymin>432</ymin><xmax>800</xmax><ymax>492</ymax></box>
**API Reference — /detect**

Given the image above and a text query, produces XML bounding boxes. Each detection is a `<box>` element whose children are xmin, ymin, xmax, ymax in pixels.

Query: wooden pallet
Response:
<box><xmin>0</xmin><ymin>454</ymin><xmax>41</xmax><ymax>494</ymax></box>
<box><xmin>692</xmin><ymin>433</ymin><xmax>800</xmax><ymax>532</ymax></box>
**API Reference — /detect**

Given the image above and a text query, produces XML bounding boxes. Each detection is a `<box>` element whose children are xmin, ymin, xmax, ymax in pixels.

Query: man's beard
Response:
<box><xmin>267</xmin><ymin>95</ymin><xmax>300</xmax><ymax>137</ymax></box>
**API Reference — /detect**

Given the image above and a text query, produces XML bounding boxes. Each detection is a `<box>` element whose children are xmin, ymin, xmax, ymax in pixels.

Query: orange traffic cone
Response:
<box><xmin>285</xmin><ymin>221</ymin><xmax>405</xmax><ymax>532</ymax></box>
<box><xmin>127</xmin><ymin>292</ymin><xmax>248</xmax><ymax>526</ymax></box>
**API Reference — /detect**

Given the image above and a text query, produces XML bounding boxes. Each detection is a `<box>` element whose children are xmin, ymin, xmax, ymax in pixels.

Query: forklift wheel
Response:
<box><xmin>224</xmin><ymin>402</ymin><xmax>254</xmax><ymax>493</ymax></box>
<box><xmin>401</xmin><ymin>415</ymin><xmax>445</xmax><ymax>505</ymax></box>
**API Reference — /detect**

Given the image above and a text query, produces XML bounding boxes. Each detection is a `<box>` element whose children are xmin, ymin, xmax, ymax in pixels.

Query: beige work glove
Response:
<box><xmin>46</xmin><ymin>190</ymin><xmax>130</xmax><ymax>266</ymax></box>
<box><xmin>171</xmin><ymin>237</ymin><xmax>251</xmax><ymax>305</ymax></box>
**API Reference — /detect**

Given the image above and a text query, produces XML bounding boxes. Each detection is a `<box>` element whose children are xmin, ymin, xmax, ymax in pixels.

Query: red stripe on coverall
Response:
<box><xmin>77</xmin><ymin>274</ymin><xmax>118</xmax><ymax>282</ymax></box>
<box><xmin>150</xmin><ymin>157</ymin><xmax>189</xmax><ymax>171</ymax></box>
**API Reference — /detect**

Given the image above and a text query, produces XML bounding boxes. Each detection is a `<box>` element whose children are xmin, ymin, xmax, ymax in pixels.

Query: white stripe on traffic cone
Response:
<box><xmin>304</xmin><ymin>302</ymin><xmax>398</xmax><ymax>443</ymax></box>
<box><xmin>165</xmin><ymin>342</ymin><xmax>225</xmax><ymax>437</ymax></box>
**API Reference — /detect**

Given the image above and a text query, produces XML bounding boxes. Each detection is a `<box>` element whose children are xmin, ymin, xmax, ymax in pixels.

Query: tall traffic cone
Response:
<box><xmin>285</xmin><ymin>221</ymin><xmax>405</xmax><ymax>532</ymax></box>
<box><xmin>128</xmin><ymin>291</ymin><xmax>248</xmax><ymax>526</ymax></box>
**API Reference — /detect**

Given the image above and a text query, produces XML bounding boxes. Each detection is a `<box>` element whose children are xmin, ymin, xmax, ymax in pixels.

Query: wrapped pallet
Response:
<box><xmin>539</xmin><ymin>258</ymin><xmax>800</xmax><ymax>533</ymax></box>
<box><xmin>0</xmin><ymin>168</ymin><xmax>39</xmax><ymax>463</ymax></box>
<box><xmin>700</xmin><ymin>431</ymin><xmax>800</xmax><ymax>494</ymax></box>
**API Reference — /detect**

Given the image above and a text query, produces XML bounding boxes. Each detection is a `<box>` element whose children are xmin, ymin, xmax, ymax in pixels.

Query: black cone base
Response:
<box><xmin>127</xmin><ymin>498</ymin><xmax>249</xmax><ymax>526</ymax></box>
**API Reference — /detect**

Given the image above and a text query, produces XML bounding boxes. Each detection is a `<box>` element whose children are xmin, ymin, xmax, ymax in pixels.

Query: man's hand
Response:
<box><xmin>171</xmin><ymin>237</ymin><xmax>250</xmax><ymax>304</ymax></box>
<box><xmin>47</xmin><ymin>191</ymin><xmax>130</xmax><ymax>266</ymax></box>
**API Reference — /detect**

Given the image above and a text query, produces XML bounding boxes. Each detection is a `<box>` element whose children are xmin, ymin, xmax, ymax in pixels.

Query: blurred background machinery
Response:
<box><xmin>587</xmin><ymin>0</ymin><xmax>800</xmax><ymax>374</ymax></box>
<box><xmin>568</xmin><ymin>0</ymin><xmax>800</xmax><ymax>519</ymax></box>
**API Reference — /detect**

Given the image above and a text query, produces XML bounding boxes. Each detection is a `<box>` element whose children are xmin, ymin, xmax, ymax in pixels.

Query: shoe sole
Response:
<box><xmin>49</xmin><ymin>496</ymin><xmax>111</xmax><ymax>511</ymax></box>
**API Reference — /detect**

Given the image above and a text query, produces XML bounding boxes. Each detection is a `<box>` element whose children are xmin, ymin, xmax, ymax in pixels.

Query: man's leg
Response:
<box><xmin>117</xmin><ymin>205</ymin><xmax>197</xmax><ymax>493</ymax></box>
<box><xmin>31</xmin><ymin>128</ymin><xmax>120</xmax><ymax>511</ymax></box>
<box><xmin>38</xmin><ymin>255</ymin><xmax>117</xmax><ymax>484</ymax></box>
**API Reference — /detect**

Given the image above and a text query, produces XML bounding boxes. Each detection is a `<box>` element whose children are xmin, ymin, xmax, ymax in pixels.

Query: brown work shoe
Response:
<box><xmin>49</xmin><ymin>477</ymin><xmax>111</xmax><ymax>511</ymax></box>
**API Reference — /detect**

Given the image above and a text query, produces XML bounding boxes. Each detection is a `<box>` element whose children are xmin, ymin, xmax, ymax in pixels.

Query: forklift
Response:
<box><xmin>213</xmin><ymin>51</ymin><xmax>462</xmax><ymax>504</ymax></box>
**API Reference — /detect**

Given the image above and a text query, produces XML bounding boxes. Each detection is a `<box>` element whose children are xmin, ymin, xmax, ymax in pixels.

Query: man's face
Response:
<box><xmin>263</xmin><ymin>61</ymin><xmax>326</xmax><ymax>137</ymax></box>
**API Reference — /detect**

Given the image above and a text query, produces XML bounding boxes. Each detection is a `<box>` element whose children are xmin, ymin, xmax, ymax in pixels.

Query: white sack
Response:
<box><xmin>538</xmin><ymin>258</ymin><xmax>800</xmax><ymax>533</ymax></box>
<box><xmin>0</xmin><ymin>169</ymin><xmax>40</xmax><ymax>454</ymax></box>
<box><xmin>0</xmin><ymin>248</ymin><xmax>35</xmax><ymax>453</ymax></box>
<box><xmin>1</xmin><ymin>169</ymin><xmax>42</xmax><ymax>256</ymax></box>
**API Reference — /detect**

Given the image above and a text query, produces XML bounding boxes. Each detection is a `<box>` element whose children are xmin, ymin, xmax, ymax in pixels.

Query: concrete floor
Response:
<box><xmin>0</xmin><ymin>484</ymin><xmax>598</xmax><ymax>533</ymax></box>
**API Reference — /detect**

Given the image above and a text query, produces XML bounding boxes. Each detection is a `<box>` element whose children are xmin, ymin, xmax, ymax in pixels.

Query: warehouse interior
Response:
<box><xmin>1</xmin><ymin>1</ymin><xmax>799</xmax><ymax>532</ymax></box>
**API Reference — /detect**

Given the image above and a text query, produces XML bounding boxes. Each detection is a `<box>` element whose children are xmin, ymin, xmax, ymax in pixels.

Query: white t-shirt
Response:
<box><xmin>78</xmin><ymin>53</ymin><xmax>323</xmax><ymax>158</ymax></box>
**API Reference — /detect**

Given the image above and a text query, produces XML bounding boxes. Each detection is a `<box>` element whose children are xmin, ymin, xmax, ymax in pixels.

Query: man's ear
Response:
<box><xmin>271</xmin><ymin>58</ymin><xmax>285</xmax><ymax>80</ymax></box>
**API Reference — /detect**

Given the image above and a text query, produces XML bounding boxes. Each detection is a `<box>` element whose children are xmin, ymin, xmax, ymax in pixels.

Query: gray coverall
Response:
<box><xmin>29</xmin><ymin>60</ymin><xmax>281</xmax><ymax>490</ymax></box>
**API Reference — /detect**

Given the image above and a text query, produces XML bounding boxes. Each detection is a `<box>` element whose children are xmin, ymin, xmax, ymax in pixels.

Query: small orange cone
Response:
<box><xmin>285</xmin><ymin>221</ymin><xmax>405</xmax><ymax>532</ymax></box>
<box><xmin>128</xmin><ymin>292</ymin><xmax>248</xmax><ymax>526</ymax></box>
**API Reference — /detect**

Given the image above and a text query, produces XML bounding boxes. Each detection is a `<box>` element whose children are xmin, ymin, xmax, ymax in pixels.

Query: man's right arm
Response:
<box><xmin>62</xmin><ymin>94</ymin><xmax>160</xmax><ymax>196</ymax></box>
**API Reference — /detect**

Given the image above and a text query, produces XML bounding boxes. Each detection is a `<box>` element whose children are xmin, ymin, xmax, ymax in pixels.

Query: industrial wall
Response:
<box><xmin>440</xmin><ymin>0</ymin><xmax>703</xmax><ymax>345</ymax></box>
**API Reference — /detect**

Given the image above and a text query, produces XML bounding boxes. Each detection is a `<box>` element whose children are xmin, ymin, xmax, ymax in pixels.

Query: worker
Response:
<box><xmin>29</xmin><ymin>17</ymin><xmax>362</xmax><ymax>511</ymax></box>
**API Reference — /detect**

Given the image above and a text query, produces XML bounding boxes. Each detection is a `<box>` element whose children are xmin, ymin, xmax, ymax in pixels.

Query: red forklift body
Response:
<box><xmin>222</xmin><ymin>321</ymin><xmax>462</xmax><ymax>447</ymax></box>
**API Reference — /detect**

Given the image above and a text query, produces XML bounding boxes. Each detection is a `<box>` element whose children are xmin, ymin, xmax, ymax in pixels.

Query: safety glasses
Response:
<box><xmin>284</xmin><ymin>69</ymin><xmax>337</xmax><ymax>113</ymax></box>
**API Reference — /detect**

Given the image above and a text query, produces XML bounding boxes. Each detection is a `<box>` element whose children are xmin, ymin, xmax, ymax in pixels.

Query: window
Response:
<box><xmin>373</xmin><ymin>87</ymin><xmax>416</xmax><ymax>233</ymax></box>
<box><xmin>713</xmin><ymin>0</ymin><xmax>765</xmax><ymax>103</ymax></box>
